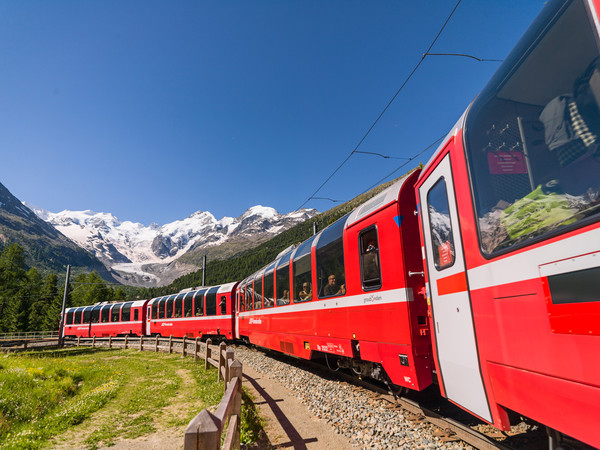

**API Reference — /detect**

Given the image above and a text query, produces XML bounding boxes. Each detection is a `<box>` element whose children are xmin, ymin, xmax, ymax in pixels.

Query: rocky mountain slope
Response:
<box><xmin>27</xmin><ymin>204</ymin><xmax>318</xmax><ymax>287</ymax></box>
<box><xmin>0</xmin><ymin>182</ymin><xmax>112</xmax><ymax>278</ymax></box>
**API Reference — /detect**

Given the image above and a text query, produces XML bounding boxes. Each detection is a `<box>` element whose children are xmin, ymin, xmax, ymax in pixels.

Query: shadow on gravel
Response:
<box><xmin>243</xmin><ymin>373</ymin><xmax>318</xmax><ymax>449</ymax></box>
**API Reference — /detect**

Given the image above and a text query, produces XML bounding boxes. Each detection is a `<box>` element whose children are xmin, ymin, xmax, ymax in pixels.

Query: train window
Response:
<box><xmin>427</xmin><ymin>178</ymin><xmax>455</xmax><ymax>270</ymax></box>
<box><xmin>111</xmin><ymin>304</ymin><xmax>121</xmax><ymax>322</ymax></box>
<box><xmin>166</xmin><ymin>295</ymin><xmax>176</xmax><ymax>318</ymax></box>
<box><xmin>246</xmin><ymin>281</ymin><xmax>254</xmax><ymax>311</ymax></box>
<box><xmin>293</xmin><ymin>235</ymin><xmax>316</xmax><ymax>302</ymax></box>
<box><xmin>151</xmin><ymin>300</ymin><xmax>158</xmax><ymax>320</ymax></box>
<box><xmin>254</xmin><ymin>274</ymin><xmax>263</xmax><ymax>310</ymax></box>
<box><xmin>134</xmin><ymin>309</ymin><xmax>139</xmax><ymax>321</ymax></box>
<box><xmin>66</xmin><ymin>310</ymin><xmax>73</xmax><ymax>325</ymax></box>
<box><xmin>174</xmin><ymin>294</ymin><xmax>184</xmax><ymax>318</ymax></box>
<box><xmin>263</xmin><ymin>267</ymin><xmax>275</xmax><ymax>308</ymax></box>
<box><xmin>121</xmin><ymin>302</ymin><xmax>132</xmax><ymax>321</ymax></box>
<box><xmin>101</xmin><ymin>305</ymin><xmax>111</xmax><ymax>323</ymax></box>
<box><xmin>220</xmin><ymin>296</ymin><xmax>227</xmax><ymax>315</ymax></box>
<box><xmin>275</xmin><ymin>254</ymin><xmax>291</xmax><ymax>306</ymax></box>
<box><xmin>206</xmin><ymin>287</ymin><xmax>218</xmax><ymax>316</ymax></box>
<box><xmin>465</xmin><ymin>0</ymin><xmax>600</xmax><ymax>255</ymax></box>
<box><xmin>239</xmin><ymin>286</ymin><xmax>246</xmax><ymax>312</ymax></box>
<box><xmin>359</xmin><ymin>227</ymin><xmax>382</xmax><ymax>290</ymax></box>
<box><xmin>82</xmin><ymin>307</ymin><xmax>92</xmax><ymax>324</ymax></box>
<box><xmin>158</xmin><ymin>297</ymin><xmax>167</xmax><ymax>319</ymax></box>
<box><xmin>194</xmin><ymin>290</ymin><xmax>206</xmax><ymax>316</ymax></box>
<box><xmin>184</xmin><ymin>291</ymin><xmax>194</xmax><ymax>317</ymax></box>
<box><xmin>316</xmin><ymin>214</ymin><xmax>348</xmax><ymax>299</ymax></box>
<box><xmin>91</xmin><ymin>305</ymin><xmax>101</xmax><ymax>324</ymax></box>
<box><xmin>74</xmin><ymin>308</ymin><xmax>83</xmax><ymax>325</ymax></box>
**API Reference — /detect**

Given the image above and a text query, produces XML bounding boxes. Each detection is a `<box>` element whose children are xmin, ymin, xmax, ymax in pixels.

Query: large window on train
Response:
<box><xmin>359</xmin><ymin>227</ymin><xmax>382</xmax><ymax>290</ymax></box>
<box><xmin>246</xmin><ymin>281</ymin><xmax>254</xmax><ymax>311</ymax></box>
<box><xmin>74</xmin><ymin>308</ymin><xmax>83</xmax><ymax>325</ymax></box>
<box><xmin>316</xmin><ymin>215</ymin><xmax>348</xmax><ymax>299</ymax></box>
<box><xmin>134</xmin><ymin>309</ymin><xmax>139</xmax><ymax>321</ymax></box>
<box><xmin>427</xmin><ymin>178</ymin><xmax>455</xmax><ymax>270</ymax></box>
<box><xmin>151</xmin><ymin>300</ymin><xmax>158</xmax><ymax>320</ymax></box>
<box><xmin>206</xmin><ymin>287</ymin><xmax>218</xmax><ymax>316</ymax></box>
<box><xmin>91</xmin><ymin>305</ymin><xmax>101</xmax><ymax>324</ymax></box>
<box><xmin>293</xmin><ymin>235</ymin><xmax>316</xmax><ymax>302</ymax></box>
<box><xmin>174</xmin><ymin>294</ymin><xmax>184</xmax><ymax>318</ymax></box>
<box><xmin>239</xmin><ymin>286</ymin><xmax>246</xmax><ymax>312</ymax></box>
<box><xmin>158</xmin><ymin>297</ymin><xmax>167</xmax><ymax>319</ymax></box>
<box><xmin>83</xmin><ymin>307</ymin><xmax>92</xmax><ymax>324</ymax></box>
<box><xmin>184</xmin><ymin>291</ymin><xmax>194</xmax><ymax>317</ymax></box>
<box><xmin>121</xmin><ymin>302</ymin><xmax>132</xmax><ymax>321</ymax></box>
<box><xmin>263</xmin><ymin>264</ymin><xmax>275</xmax><ymax>308</ymax></box>
<box><xmin>194</xmin><ymin>290</ymin><xmax>206</xmax><ymax>316</ymax></box>
<box><xmin>254</xmin><ymin>274</ymin><xmax>263</xmax><ymax>310</ymax></box>
<box><xmin>465</xmin><ymin>0</ymin><xmax>600</xmax><ymax>255</ymax></box>
<box><xmin>166</xmin><ymin>295</ymin><xmax>175</xmax><ymax>318</ymax></box>
<box><xmin>111</xmin><ymin>304</ymin><xmax>121</xmax><ymax>322</ymax></box>
<box><xmin>101</xmin><ymin>305</ymin><xmax>111</xmax><ymax>323</ymax></box>
<box><xmin>66</xmin><ymin>311</ymin><xmax>73</xmax><ymax>325</ymax></box>
<box><xmin>275</xmin><ymin>254</ymin><xmax>291</xmax><ymax>306</ymax></box>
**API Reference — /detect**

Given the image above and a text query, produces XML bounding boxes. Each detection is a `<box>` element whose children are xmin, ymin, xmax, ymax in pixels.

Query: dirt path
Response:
<box><xmin>242</xmin><ymin>364</ymin><xmax>356</xmax><ymax>449</ymax></box>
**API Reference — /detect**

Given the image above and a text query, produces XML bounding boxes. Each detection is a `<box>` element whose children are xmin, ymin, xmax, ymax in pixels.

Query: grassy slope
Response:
<box><xmin>0</xmin><ymin>347</ymin><xmax>260</xmax><ymax>449</ymax></box>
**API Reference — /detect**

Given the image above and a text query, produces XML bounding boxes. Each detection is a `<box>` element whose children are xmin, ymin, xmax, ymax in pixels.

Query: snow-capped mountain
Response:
<box><xmin>25</xmin><ymin>203</ymin><xmax>318</xmax><ymax>286</ymax></box>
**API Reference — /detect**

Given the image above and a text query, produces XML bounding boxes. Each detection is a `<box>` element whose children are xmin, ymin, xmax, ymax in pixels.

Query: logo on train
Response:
<box><xmin>363</xmin><ymin>294</ymin><xmax>382</xmax><ymax>304</ymax></box>
<box><xmin>249</xmin><ymin>318</ymin><xmax>262</xmax><ymax>325</ymax></box>
<box><xmin>161</xmin><ymin>323</ymin><xmax>173</xmax><ymax>327</ymax></box>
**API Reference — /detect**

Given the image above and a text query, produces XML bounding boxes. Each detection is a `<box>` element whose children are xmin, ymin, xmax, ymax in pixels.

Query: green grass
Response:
<box><xmin>0</xmin><ymin>347</ymin><xmax>263</xmax><ymax>449</ymax></box>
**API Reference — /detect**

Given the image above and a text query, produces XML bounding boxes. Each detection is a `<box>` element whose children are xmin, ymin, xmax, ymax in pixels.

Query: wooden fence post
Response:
<box><xmin>124</xmin><ymin>335</ymin><xmax>128</xmax><ymax>350</ymax></box>
<box><xmin>182</xmin><ymin>335</ymin><xmax>187</xmax><ymax>358</ymax></box>
<box><xmin>139</xmin><ymin>335</ymin><xmax>144</xmax><ymax>352</ymax></box>
<box><xmin>184</xmin><ymin>409</ymin><xmax>220</xmax><ymax>450</ymax></box>
<box><xmin>155</xmin><ymin>335</ymin><xmax>159</xmax><ymax>352</ymax></box>
<box><xmin>218</xmin><ymin>342</ymin><xmax>226</xmax><ymax>381</ymax></box>
<box><xmin>169</xmin><ymin>335</ymin><xmax>173</xmax><ymax>354</ymax></box>
<box><xmin>92</xmin><ymin>336</ymin><xmax>96</xmax><ymax>348</ymax></box>
<box><xmin>225</xmin><ymin>349</ymin><xmax>234</xmax><ymax>386</ymax></box>
<box><xmin>205</xmin><ymin>338</ymin><xmax>212</xmax><ymax>370</ymax></box>
<box><xmin>194</xmin><ymin>337</ymin><xmax>200</xmax><ymax>361</ymax></box>
<box><xmin>229</xmin><ymin>360</ymin><xmax>243</xmax><ymax>449</ymax></box>
<box><xmin>108</xmin><ymin>335</ymin><xmax>112</xmax><ymax>349</ymax></box>
<box><xmin>77</xmin><ymin>336</ymin><xmax>81</xmax><ymax>347</ymax></box>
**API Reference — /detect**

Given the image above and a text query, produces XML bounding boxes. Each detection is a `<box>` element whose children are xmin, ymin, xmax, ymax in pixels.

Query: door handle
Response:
<box><xmin>408</xmin><ymin>271</ymin><xmax>424</xmax><ymax>277</ymax></box>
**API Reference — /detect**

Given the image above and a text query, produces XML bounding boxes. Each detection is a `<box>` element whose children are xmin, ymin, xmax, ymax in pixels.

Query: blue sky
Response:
<box><xmin>0</xmin><ymin>1</ymin><xmax>545</xmax><ymax>226</ymax></box>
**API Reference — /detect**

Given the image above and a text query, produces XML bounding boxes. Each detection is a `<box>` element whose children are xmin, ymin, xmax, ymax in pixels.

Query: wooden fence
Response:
<box><xmin>70</xmin><ymin>336</ymin><xmax>243</xmax><ymax>450</ymax></box>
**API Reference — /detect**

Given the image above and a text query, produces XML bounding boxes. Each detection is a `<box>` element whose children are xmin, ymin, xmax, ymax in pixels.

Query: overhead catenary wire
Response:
<box><xmin>296</xmin><ymin>0</ymin><xmax>463</xmax><ymax>211</ymax></box>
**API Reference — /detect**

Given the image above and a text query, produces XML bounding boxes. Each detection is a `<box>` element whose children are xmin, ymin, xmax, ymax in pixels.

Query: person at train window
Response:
<box><xmin>366</xmin><ymin>240</ymin><xmax>377</xmax><ymax>252</ymax></box>
<box><xmin>219</xmin><ymin>296</ymin><xmax>227</xmax><ymax>315</ymax></box>
<box><xmin>298</xmin><ymin>282</ymin><xmax>312</xmax><ymax>301</ymax></box>
<box><xmin>324</xmin><ymin>275</ymin><xmax>345</xmax><ymax>297</ymax></box>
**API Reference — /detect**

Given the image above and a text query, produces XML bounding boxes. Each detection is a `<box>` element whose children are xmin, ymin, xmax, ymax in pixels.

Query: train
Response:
<box><xmin>61</xmin><ymin>0</ymin><xmax>600</xmax><ymax>447</ymax></box>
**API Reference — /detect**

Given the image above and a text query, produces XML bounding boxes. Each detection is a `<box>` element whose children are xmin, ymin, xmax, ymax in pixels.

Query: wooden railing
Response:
<box><xmin>69</xmin><ymin>336</ymin><xmax>244</xmax><ymax>449</ymax></box>
<box><xmin>0</xmin><ymin>331</ymin><xmax>59</xmax><ymax>340</ymax></box>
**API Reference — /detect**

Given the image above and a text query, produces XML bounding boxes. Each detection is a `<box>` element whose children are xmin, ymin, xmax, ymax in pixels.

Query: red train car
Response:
<box><xmin>62</xmin><ymin>306</ymin><xmax>93</xmax><ymax>338</ymax></box>
<box><xmin>415</xmin><ymin>0</ymin><xmax>600</xmax><ymax>446</ymax></box>
<box><xmin>235</xmin><ymin>170</ymin><xmax>433</xmax><ymax>391</ymax></box>
<box><xmin>62</xmin><ymin>300</ymin><xmax>149</xmax><ymax>338</ymax></box>
<box><xmin>146</xmin><ymin>282</ymin><xmax>237</xmax><ymax>339</ymax></box>
<box><xmin>89</xmin><ymin>300</ymin><xmax>148</xmax><ymax>337</ymax></box>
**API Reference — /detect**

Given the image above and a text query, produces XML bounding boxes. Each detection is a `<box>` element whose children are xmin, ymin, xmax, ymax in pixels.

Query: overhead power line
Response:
<box><xmin>297</xmin><ymin>0</ymin><xmax>463</xmax><ymax>210</ymax></box>
<box><xmin>424</xmin><ymin>52</ymin><xmax>503</xmax><ymax>62</ymax></box>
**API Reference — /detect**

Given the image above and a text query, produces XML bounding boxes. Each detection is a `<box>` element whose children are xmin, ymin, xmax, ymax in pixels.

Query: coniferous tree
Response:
<box><xmin>31</xmin><ymin>273</ymin><xmax>60</xmax><ymax>331</ymax></box>
<box><xmin>17</xmin><ymin>268</ymin><xmax>42</xmax><ymax>332</ymax></box>
<box><xmin>0</xmin><ymin>244</ymin><xmax>27</xmax><ymax>332</ymax></box>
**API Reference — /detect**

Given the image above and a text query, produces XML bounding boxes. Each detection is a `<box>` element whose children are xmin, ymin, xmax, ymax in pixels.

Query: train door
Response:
<box><xmin>418</xmin><ymin>154</ymin><xmax>492</xmax><ymax>422</ymax></box>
